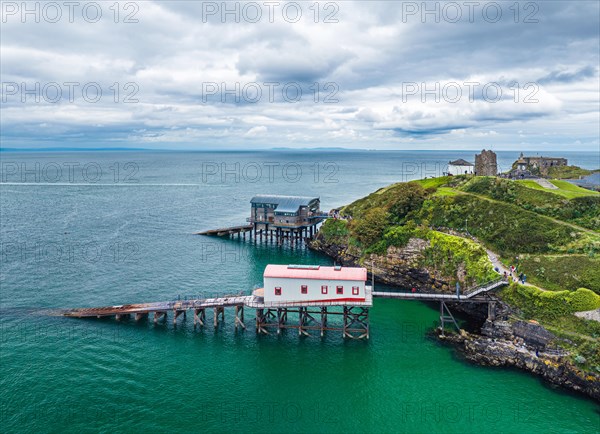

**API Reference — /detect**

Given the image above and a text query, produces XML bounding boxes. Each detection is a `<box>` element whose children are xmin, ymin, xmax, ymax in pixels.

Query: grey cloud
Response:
<box><xmin>539</xmin><ymin>66</ymin><xmax>598</xmax><ymax>84</ymax></box>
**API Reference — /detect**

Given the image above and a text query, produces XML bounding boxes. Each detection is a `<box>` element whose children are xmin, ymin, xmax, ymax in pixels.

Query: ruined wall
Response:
<box><xmin>475</xmin><ymin>149</ymin><xmax>498</xmax><ymax>176</ymax></box>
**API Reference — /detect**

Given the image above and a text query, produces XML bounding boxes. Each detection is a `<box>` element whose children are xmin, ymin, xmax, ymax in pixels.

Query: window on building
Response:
<box><xmin>336</xmin><ymin>286</ymin><xmax>343</xmax><ymax>295</ymax></box>
<box><xmin>352</xmin><ymin>286</ymin><xmax>359</xmax><ymax>295</ymax></box>
<box><xmin>275</xmin><ymin>287</ymin><xmax>282</xmax><ymax>296</ymax></box>
<box><xmin>321</xmin><ymin>285</ymin><xmax>328</xmax><ymax>294</ymax></box>
<box><xmin>301</xmin><ymin>285</ymin><xmax>308</xmax><ymax>294</ymax></box>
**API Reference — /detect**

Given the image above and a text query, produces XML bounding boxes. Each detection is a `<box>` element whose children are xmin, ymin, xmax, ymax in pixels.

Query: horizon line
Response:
<box><xmin>1</xmin><ymin>147</ymin><xmax>598</xmax><ymax>153</ymax></box>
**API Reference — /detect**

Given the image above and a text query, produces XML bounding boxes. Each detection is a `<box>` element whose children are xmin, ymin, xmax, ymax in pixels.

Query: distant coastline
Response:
<box><xmin>2</xmin><ymin>147</ymin><xmax>600</xmax><ymax>154</ymax></box>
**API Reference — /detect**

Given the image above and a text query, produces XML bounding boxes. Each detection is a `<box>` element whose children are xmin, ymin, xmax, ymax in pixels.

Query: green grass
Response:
<box><xmin>549</xmin><ymin>180</ymin><xmax>599</xmax><ymax>198</ymax></box>
<box><xmin>515</xmin><ymin>180</ymin><xmax>548</xmax><ymax>191</ymax></box>
<box><xmin>432</xmin><ymin>187</ymin><xmax>458</xmax><ymax>197</ymax></box>
<box><xmin>515</xmin><ymin>179</ymin><xmax>598</xmax><ymax>199</ymax></box>
<box><xmin>411</xmin><ymin>176</ymin><xmax>452</xmax><ymax>189</ymax></box>
<box><xmin>462</xmin><ymin>177</ymin><xmax>600</xmax><ymax>230</ymax></box>
<box><xmin>498</xmin><ymin>284</ymin><xmax>600</xmax><ymax>369</ymax></box>
<box><xmin>517</xmin><ymin>254</ymin><xmax>600</xmax><ymax>294</ymax></box>
<box><xmin>546</xmin><ymin>165</ymin><xmax>595</xmax><ymax>180</ymax></box>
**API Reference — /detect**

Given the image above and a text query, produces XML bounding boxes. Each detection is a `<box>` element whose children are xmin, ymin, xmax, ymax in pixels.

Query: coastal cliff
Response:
<box><xmin>309</xmin><ymin>235</ymin><xmax>600</xmax><ymax>401</ymax></box>
<box><xmin>309</xmin><ymin>175</ymin><xmax>600</xmax><ymax>401</ymax></box>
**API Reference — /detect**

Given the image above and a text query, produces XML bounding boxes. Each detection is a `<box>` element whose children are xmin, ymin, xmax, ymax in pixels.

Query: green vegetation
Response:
<box><xmin>321</xmin><ymin>174</ymin><xmax>600</xmax><ymax>365</ymax></box>
<box><xmin>515</xmin><ymin>179</ymin><xmax>598</xmax><ymax>198</ymax></box>
<box><xmin>500</xmin><ymin>284</ymin><xmax>600</xmax><ymax>318</ymax></box>
<box><xmin>343</xmin><ymin>182</ymin><xmax>429</xmax><ymax>221</ymax></box>
<box><xmin>499</xmin><ymin>284</ymin><xmax>600</xmax><ymax>369</ymax></box>
<box><xmin>432</xmin><ymin>187</ymin><xmax>458</xmax><ymax>197</ymax></box>
<box><xmin>417</xmin><ymin>194</ymin><xmax>596</xmax><ymax>256</ymax></box>
<box><xmin>423</xmin><ymin>231</ymin><xmax>497</xmax><ymax>286</ymax></box>
<box><xmin>319</xmin><ymin>219</ymin><xmax>349</xmax><ymax>244</ymax></box>
<box><xmin>350</xmin><ymin>207</ymin><xmax>389</xmax><ymax>247</ymax></box>
<box><xmin>517</xmin><ymin>255</ymin><xmax>600</xmax><ymax>294</ymax></box>
<box><xmin>412</xmin><ymin>176</ymin><xmax>452</xmax><ymax>189</ymax></box>
<box><xmin>546</xmin><ymin>165</ymin><xmax>595</xmax><ymax>180</ymax></box>
<box><xmin>462</xmin><ymin>176</ymin><xmax>600</xmax><ymax>230</ymax></box>
<box><xmin>549</xmin><ymin>180</ymin><xmax>599</xmax><ymax>197</ymax></box>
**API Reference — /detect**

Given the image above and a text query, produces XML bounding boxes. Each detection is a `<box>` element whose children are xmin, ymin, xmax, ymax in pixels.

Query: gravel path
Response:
<box><xmin>574</xmin><ymin>308</ymin><xmax>600</xmax><ymax>323</ymax></box>
<box><xmin>534</xmin><ymin>178</ymin><xmax>559</xmax><ymax>189</ymax></box>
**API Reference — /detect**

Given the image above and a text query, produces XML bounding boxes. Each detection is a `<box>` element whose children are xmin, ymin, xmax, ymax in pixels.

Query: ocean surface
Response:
<box><xmin>1</xmin><ymin>150</ymin><xmax>599</xmax><ymax>433</ymax></box>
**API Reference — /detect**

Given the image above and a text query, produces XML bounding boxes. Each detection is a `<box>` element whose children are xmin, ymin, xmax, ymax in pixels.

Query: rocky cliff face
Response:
<box><xmin>309</xmin><ymin>235</ymin><xmax>600</xmax><ymax>402</ymax></box>
<box><xmin>309</xmin><ymin>236</ymin><xmax>453</xmax><ymax>292</ymax></box>
<box><xmin>442</xmin><ymin>320</ymin><xmax>600</xmax><ymax>401</ymax></box>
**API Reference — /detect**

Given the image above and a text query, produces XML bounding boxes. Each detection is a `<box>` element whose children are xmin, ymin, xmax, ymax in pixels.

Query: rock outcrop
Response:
<box><xmin>442</xmin><ymin>322</ymin><xmax>600</xmax><ymax>401</ymax></box>
<box><xmin>308</xmin><ymin>236</ymin><xmax>453</xmax><ymax>292</ymax></box>
<box><xmin>309</xmin><ymin>234</ymin><xmax>600</xmax><ymax>402</ymax></box>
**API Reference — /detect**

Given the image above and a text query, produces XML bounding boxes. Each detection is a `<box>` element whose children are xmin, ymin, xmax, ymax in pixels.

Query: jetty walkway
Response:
<box><xmin>63</xmin><ymin>277</ymin><xmax>507</xmax><ymax>338</ymax></box>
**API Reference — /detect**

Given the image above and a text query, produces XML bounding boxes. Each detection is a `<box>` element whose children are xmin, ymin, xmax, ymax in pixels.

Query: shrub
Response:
<box><xmin>567</xmin><ymin>288</ymin><xmax>600</xmax><ymax>312</ymax></box>
<box><xmin>383</xmin><ymin>225</ymin><xmax>414</xmax><ymax>248</ymax></box>
<box><xmin>500</xmin><ymin>284</ymin><xmax>600</xmax><ymax>319</ymax></box>
<box><xmin>320</xmin><ymin>219</ymin><xmax>349</xmax><ymax>243</ymax></box>
<box><xmin>422</xmin><ymin>231</ymin><xmax>497</xmax><ymax>286</ymax></box>
<box><xmin>387</xmin><ymin>183</ymin><xmax>428</xmax><ymax>224</ymax></box>
<box><xmin>349</xmin><ymin>207</ymin><xmax>389</xmax><ymax>247</ymax></box>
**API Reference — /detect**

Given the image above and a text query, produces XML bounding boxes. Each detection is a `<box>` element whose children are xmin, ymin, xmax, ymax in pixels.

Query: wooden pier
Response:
<box><xmin>196</xmin><ymin>225</ymin><xmax>253</xmax><ymax>237</ymax></box>
<box><xmin>63</xmin><ymin>288</ymin><xmax>373</xmax><ymax>339</ymax></box>
<box><xmin>195</xmin><ymin>195</ymin><xmax>331</xmax><ymax>245</ymax></box>
<box><xmin>62</xmin><ymin>278</ymin><xmax>508</xmax><ymax>339</ymax></box>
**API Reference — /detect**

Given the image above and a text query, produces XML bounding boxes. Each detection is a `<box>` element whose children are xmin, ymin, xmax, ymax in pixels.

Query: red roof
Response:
<box><xmin>264</xmin><ymin>264</ymin><xmax>367</xmax><ymax>281</ymax></box>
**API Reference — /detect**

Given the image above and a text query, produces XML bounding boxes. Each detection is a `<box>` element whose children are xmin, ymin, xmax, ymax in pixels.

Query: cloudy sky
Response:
<box><xmin>1</xmin><ymin>1</ymin><xmax>599</xmax><ymax>151</ymax></box>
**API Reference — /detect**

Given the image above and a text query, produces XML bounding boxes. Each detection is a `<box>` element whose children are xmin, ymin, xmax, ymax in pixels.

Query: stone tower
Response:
<box><xmin>474</xmin><ymin>149</ymin><xmax>498</xmax><ymax>176</ymax></box>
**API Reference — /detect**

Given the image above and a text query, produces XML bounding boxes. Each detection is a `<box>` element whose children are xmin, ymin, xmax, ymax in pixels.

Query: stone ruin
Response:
<box><xmin>475</xmin><ymin>149</ymin><xmax>498</xmax><ymax>176</ymax></box>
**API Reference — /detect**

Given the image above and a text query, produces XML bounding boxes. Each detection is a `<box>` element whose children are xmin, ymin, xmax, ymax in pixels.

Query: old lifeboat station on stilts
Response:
<box><xmin>65</xmin><ymin>264</ymin><xmax>373</xmax><ymax>339</ymax></box>
<box><xmin>64</xmin><ymin>194</ymin><xmax>508</xmax><ymax>339</ymax></box>
<box><xmin>196</xmin><ymin>195</ymin><xmax>329</xmax><ymax>245</ymax></box>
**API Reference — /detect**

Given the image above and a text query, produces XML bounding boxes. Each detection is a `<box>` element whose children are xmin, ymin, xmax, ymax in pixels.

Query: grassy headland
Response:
<box><xmin>316</xmin><ymin>175</ymin><xmax>600</xmax><ymax>371</ymax></box>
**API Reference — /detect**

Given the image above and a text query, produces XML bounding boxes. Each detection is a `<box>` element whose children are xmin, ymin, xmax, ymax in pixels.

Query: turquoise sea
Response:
<box><xmin>1</xmin><ymin>150</ymin><xmax>599</xmax><ymax>433</ymax></box>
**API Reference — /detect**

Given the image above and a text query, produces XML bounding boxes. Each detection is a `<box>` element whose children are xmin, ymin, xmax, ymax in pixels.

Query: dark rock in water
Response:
<box><xmin>441</xmin><ymin>330</ymin><xmax>600</xmax><ymax>402</ymax></box>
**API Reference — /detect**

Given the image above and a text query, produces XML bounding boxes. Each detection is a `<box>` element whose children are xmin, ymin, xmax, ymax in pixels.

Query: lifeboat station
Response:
<box><xmin>64</xmin><ymin>264</ymin><xmax>506</xmax><ymax>340</ymax></box>
<box><xmin>197</xmin><ymin>195</ymin><xmax>330</xmax><ymax>245</ymax></box>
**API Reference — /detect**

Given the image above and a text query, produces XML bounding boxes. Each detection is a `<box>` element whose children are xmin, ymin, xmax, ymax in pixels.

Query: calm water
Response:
<box><xmin>1</xmin><ymin>150</ymin><xmax>599</xmax><ymax>433</ymax></box>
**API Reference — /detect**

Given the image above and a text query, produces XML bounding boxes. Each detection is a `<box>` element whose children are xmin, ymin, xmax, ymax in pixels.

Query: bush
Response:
<box><xmin>422</xmin><ymin>231</ymin><xmax>497</xmax><ymax>286</ymax></box>
<box><xmin>320</xmin><ymin>219</ymin><xmax>349</xmax><ymax>243</ymax></box>
<box><xmin>383</xmin><ymin>225</ymin><xmax>414</xmax><ymax>248</ymax></box>
<box><xmin>500</xmin><ymin>284</ymin><xmax>600</xmax><ymax>319</ymax></box>
<box><xmin>387</xmin><ymin>183</ymin><xmax>428</xmax><ymax>224</ymax></box>
<box><xmin>568</xmin><ymin>288</ymin><xmax>600</xmax><ymax>312</ymax></box>
<box><xmin>349</xmin><ymin>207</ymin><xmax>389</xmax><ymax>247</ymax></box>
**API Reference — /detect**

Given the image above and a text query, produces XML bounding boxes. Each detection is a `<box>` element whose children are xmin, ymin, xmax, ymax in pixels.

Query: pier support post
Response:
<box><xmin>173</xmin><ymin>310</ymin><xmax>185</xmax><ymax>325</ymax></box>
<box><xmin>256</xmin><ymin>309</ymin><xmax>269</xmax><ymax>335</ymax></box>
<box><xmin>194</xmin><ymin>308</ymin><xmax>206</xmax><ymax>327</ymax></box>
<box><xmin>234</xmin><ymin>305</ymin><xmax>246</xmax><ymax>330</ymax></box>
<box><xmin>135</xmin><ymin>313</ymin><xmax>148</xmax><ymax>322</ymax></box>
<box><xmin>439</xmin><ymin>302</ymin><xmax>460</xmax><ymax>336</ymax></box>
<box><xmin>277</xmin><ymin>308</ymin><xmax>288</xmax><ymax>335</ymax></box>
<box><xmin>320</xmin><ymin>307</ymin><xmax>328</xmax><ymax>337</ymax></box>
<box><xmin>214</xmin><ymin>306</ymin><xmax>225</xmax><ymax>327</ymax></box>
<box><xmin>343</xmin><ymin>306</ymin><xmax>370</xmax><ymax>339</ymax></box>
<box><xmin>153</xmin><ymin>311</ymin><xmax>167</xmax><ymax>324</ymax></box>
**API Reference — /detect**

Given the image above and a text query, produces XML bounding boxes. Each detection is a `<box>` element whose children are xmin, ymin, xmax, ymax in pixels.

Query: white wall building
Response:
<box><xmin>262</xmin><ymin>264</ymin><xmax>367</xmax><ymax>304</ymax></box>
<box><xmin>447</xmin><ymin>159</ymin><xmax>474</xmax><ymax>175</ymax></box>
